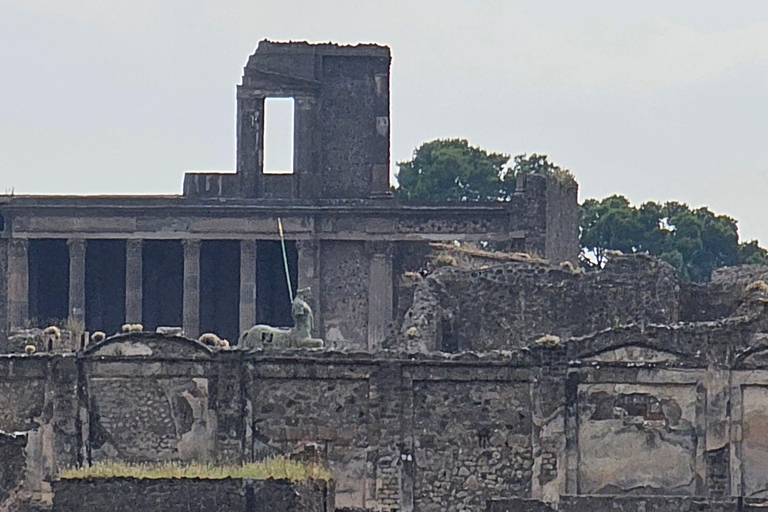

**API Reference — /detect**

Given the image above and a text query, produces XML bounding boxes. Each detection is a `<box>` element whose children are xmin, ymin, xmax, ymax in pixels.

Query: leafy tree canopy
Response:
<box><xmin>580</xmin><ymin>196</ymin><xmax>768</xmax><ymax>282</ymax></box>
<box><xmin>395</xmin><ymin>138</ymin><xmax>571</xmax><ymax>203</ymax></box>
<box><xmin>395</xmin><ymin>138</ymin><xmax>767</xmax><ymax>282</ymax></box>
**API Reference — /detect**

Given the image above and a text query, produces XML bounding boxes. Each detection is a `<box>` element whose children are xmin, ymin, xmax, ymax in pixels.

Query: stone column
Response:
<box><xmin>294</xmin><ymin>97</ymin><xmax>320</xmax><ymax>199</ymax></box>
<box><xmin>68</xmin><ymin>238</ymin><xmax>86</xmax><ymax>325</ymax></box>
<box><xmin>125</xmin><ymin>239</ymin><xmax>142</xmax><ymax>324</ymax></box>
<box><xmin>367</xmin><ymin>242</ymin><xmax>393</xmax><ymax>351</ymax></box>
<box><xmin>7</xmin><ymin>238</ymin><xmax>29</xmax><ymax>329</ymax></box>
<box><xmin>297</xmin><ymin>239</ymin><xmax>321</xmax><ymax>337</ymax></box>
<box><xmin>183</xmin><ymin>239</ymin><xmax>201</xmax><ymax>339</ymax></box>
<box><xmin>239</xmin><ymin>240</ymin><xmax>257</xmax><ymax>335</ymax></box>
<box><xmin>236</xmin><ymin>94</ymin><xmax>265</xmax><ymax>198</ymax></box>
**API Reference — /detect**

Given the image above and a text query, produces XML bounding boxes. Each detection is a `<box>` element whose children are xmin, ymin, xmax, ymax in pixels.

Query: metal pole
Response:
<box><xmin>277</xmin><ymin>218</ymin><xmax>294</xmax><ymax>301</ymax></box>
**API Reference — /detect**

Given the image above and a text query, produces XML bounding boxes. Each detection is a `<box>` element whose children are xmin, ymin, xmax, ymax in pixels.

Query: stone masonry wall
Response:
<box><xmin>51</xmin><ymin>478</ymin><xmax>331</xmax><ymax>512</ymax></box>
<box><xmin>321</xmin><ymin>241</ymin><xmax>370</xmax><ymax>349</ymax></box>
<box><xmin>544</xmin><ymin>175</ymin><xmax>579</xmax><ymax>265</ymax></box>
<box><xmin>5</xmin><ymin>308</ymin><xmax>768</xmax><ymax>510</ymax></box>
<box><xmin>681</xmin><ymin>264</ymin><xmax>768</xmax><ymax>322</ymax></box>
<box><xmin>412</xmin><ymin>381</ymin><xmax>533</xmax><ymax>512</ymax></box>
<box><xmin>0</xmin><ymin>432</ymin><xmax>27</xmax><ymax>509</ymax></box>
<box><xmin>402</xmin><ymin>254</ymin><xmax>680</xmax><ymax>352</ymax></box>
<box><xmin>0</xmin><ymin>238</ymin><xmax>8</xmax><ymax>350</ymax></box>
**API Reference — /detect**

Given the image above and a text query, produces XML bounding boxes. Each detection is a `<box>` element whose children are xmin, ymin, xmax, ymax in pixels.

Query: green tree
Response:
<box><xmin>396</xmin><ymin>139</ymin><xmax>767</xmax><ymax>281</ymax></box>
<box><xmin>502</xmin><ymin>153</ymin><xmax>574</xmax><ymax>192</ymax></box>
<box><xmin>580</xmin><ymin>196</ymin><xmax>768</xmax><ymax>281</ymax></box>
<box><xmin>396</xmin><ymin>139</ymin><xmax>572</xmax><ymax>203</ymax></box>
<box><xmin>396</xmin><ymin>139</ymin><xmax>511</xmax><ymax>202</ymax></box>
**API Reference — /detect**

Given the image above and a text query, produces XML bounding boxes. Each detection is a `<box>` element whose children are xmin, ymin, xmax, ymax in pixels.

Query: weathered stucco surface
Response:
<box><xmin>88</xmin><ymin>377</ymin><xmax>215</xmax><ymax>463</ymax></box>
<box><xmin>740</xmin><ymin>385</ymin><xmax>768</xmax><ymax>497</ymax></box>
<box><xmin>578</xmin><ymin>383</ymin><xmax>698</xmax><ymax>495</ymax></box>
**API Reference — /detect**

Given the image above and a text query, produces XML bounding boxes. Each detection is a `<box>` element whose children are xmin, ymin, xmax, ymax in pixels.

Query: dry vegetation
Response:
<box><xmin>745</xmin><ymin>280</ymin><xmax>768</xmax><ymax>294</ymax></box>
<box><xmin>59</xmin><ymin>458</ymin><xmax>331</xmax><ymax>481</ymax></box>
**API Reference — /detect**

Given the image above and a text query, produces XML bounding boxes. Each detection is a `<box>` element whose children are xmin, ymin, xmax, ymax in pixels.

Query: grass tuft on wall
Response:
<box><xmin>59</xmin><ymin>457</ymin><xmax>331</xmax><ymax>481</ymax></box>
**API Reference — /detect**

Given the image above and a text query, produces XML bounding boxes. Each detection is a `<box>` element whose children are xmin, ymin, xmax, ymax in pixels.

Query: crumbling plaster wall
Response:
<box><xmin>577</xmin><ymin>382</ymin><xmax>700</xmax><ymax>495</ymax></box>
<box><xmin>0</xmin><ymin>355</ymin><xmax>78</xmax><ymax>510</ymax></box>
<box><xmin>80</xmin><ymin>335</ymin><xmax>241</xmax><ymax>465</ymax></box>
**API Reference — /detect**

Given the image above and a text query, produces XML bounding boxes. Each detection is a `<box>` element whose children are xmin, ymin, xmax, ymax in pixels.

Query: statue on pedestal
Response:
<box><xmin>238</xmin><ymin>287</ymin><xmax>324</xmax><ymax>350</ymax></box>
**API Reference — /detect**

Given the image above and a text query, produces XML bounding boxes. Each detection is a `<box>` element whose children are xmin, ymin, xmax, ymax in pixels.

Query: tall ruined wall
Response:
<box><xmin>236</xmin><ymin>41</ymin><xmax>391</xmax><ymax>200</ymax></box>
<box><xmin>319</xmin><ymin>52</ymin><xmax>390</xmax><ymax>198</ymax></box>
<box><xmin>544</xmin><ymin>175</ymin><xmax>579</xmax><ymax>264</ymax></box>
<box><xmin>402</xmin><ymin>254</ymin><xmax>680</xmax><ymax>352</ymax></box>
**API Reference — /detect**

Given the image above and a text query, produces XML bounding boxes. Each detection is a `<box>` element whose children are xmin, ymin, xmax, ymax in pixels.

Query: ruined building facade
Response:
<box><xmin>15</xmin><ymin>41</ymin><xmax>768</xmax><ymax>512</ymax></box>
<box><xmin>0</xmin><ymin>40</ymin><xmax>579</xmax><ymax>350</ymax></box>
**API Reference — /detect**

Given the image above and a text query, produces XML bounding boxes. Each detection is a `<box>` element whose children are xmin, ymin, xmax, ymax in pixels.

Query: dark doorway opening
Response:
<box><xmin>142</xmin><ymin>240</ymin><xmax>183</xmax><ymax>331</ymax></box>
<box><xmin>85</xmin><ymin>240</ymin><xmax>126</xmax><ymax>336</ymax></box>
<box><xmin>257</xmin><ymin>240</ymin><xmax>297</xmax><ymax>328</ymax></box>
<box><xmin>28</xmin><ymin>239</ymin><xmax>69</xmax><ymax>325</ymax></box>
<box><xmin>200</xmin><ymin>240</ymin><xmax>240</xmax><ymax>344</ymax></box>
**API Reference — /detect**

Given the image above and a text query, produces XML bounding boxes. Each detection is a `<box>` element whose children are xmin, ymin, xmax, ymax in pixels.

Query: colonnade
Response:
<box><xmin>5</xmin><ymin>237</ymin><xmax>394</xmax><ymax>349</ymax></box>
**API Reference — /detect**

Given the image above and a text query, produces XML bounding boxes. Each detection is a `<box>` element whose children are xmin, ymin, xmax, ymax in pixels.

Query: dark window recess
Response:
<box><xmin>142</xmin><ymin>240</ymin><xmax>183</xmax><ymax>331</ymax></box>
<box><xmin>200</xmin><ymin>240</ymin><xmax>240</xmax><ymax>344</ymax></box>
<box><xmin>28</xmin><ymin>239</ymin><xmax>69</xmax><ymax>325</ymax></box>
<box><xmin>85</xmin><ymin>240</ymin><xmax>126</xmax><ymax>336</ymax></box>
<box><xmin>256</xmin><ymin>240</ymin><xmax>297</xmax><ymax>328</ymax></box>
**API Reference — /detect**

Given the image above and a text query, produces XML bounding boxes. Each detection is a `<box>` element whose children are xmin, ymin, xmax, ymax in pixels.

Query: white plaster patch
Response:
<box><xmin>741</xmin><ymin>385</ymin><xmax>768</xmax><ymax>497</ymax></box>
<box><xmin>92</xmin><ymin>341</ymin><xmax>153</xmax><ymax>357</ymax></box>
<box><xmin>578</xmin><ymin>383</ymin><xmax>697</xmax><ymax>495</ymax></box>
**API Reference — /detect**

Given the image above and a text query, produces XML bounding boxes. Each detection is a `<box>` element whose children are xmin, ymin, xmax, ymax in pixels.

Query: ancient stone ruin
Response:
<box><xmin>2</xmin><ymin>40</ymin><xmax>768</xmax><ymax>512</ymax></box>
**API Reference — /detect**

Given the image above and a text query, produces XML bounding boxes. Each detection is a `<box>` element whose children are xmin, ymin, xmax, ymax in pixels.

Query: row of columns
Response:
<box><xmin>6</xmin><ymin>237</ymin><xmax>394</xmax><ymax>348</ymax></box>
<box><xmin>7</xmin><ymin>238</ymin><xmax>253</xmax><ymax>338</ymax></box>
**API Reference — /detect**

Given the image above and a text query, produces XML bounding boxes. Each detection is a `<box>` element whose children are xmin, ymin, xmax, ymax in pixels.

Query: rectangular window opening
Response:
<box><xmin>263</xmin><ymin>97</ymin><xmax>295</xmax><ymax>174</ymax></box>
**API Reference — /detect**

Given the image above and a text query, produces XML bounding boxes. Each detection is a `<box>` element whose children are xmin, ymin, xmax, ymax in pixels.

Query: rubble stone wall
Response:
<box><xmin>51</xmin><ymin>478</ymin><xmax>331</xmax><ymax>512</ymax></box>
<box><xmin>321</xmin><ymin>241</ymin><xmax>370</xmax><ymax>349</ymax></box>
<box><xmin>402</xmin><ymin>254</ymin><xmax>681</xmax><ymax>352</ymax></box>
<box><xmin>4</xmin><ymin>315</ymin><xmax>768</xmax><ymax>510</ymax></box>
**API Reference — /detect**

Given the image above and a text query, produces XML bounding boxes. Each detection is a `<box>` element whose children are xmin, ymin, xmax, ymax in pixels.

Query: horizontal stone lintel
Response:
<box><xmin>7</xmin><ymin>232</ymin><xmax>525</xmax><ymax>242</ymax></box>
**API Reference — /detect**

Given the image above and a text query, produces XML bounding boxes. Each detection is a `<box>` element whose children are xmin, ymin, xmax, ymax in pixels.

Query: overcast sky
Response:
<box><xmin>1</xmin><ymin>1</ymin><xmax>767</xmax><ymax>242</ymax></box>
